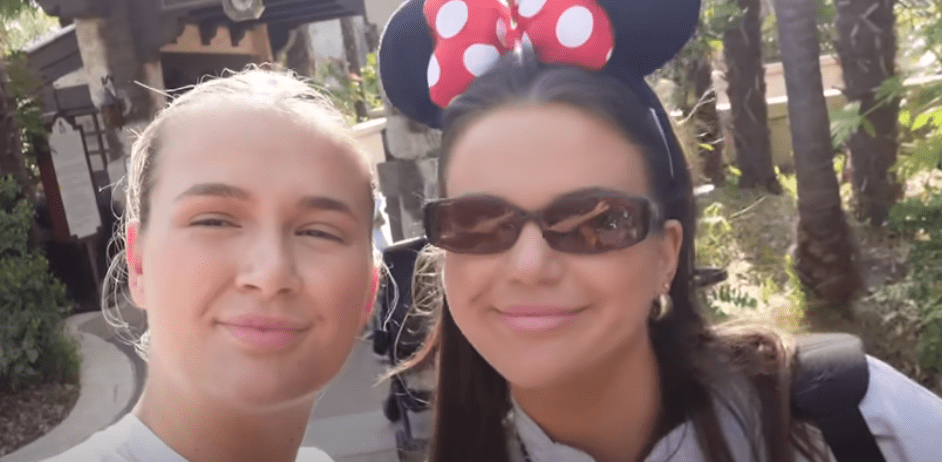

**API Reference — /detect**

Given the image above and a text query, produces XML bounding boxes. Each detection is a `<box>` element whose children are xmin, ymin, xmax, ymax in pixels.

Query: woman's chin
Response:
<box><xmin>495</xmin><ymin>361</ymin><xmax>575</xmax><ymax>393</ymax></box>
<box><xmin>206</xmin><ymin>376</ymin><xmax>323</xmax><ymax>414</ymax></box>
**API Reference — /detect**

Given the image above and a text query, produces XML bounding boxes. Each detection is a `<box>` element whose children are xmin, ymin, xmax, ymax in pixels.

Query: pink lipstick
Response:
<box><xmin>499</xmin><ymin>306</ymin><xmax>583</xmax><ymax>332</ymax></box>
<box><xmin>219</xmin><ymin>315</ymin><xmax>307</xmax><ymax>350</ymax></box>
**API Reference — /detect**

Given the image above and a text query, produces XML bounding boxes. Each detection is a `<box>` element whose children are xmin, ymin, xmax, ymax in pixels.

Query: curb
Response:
<box><xmin>0</xmin><ymin>313</ymin><xmax>137</xmax><ymax>462</ymax></box>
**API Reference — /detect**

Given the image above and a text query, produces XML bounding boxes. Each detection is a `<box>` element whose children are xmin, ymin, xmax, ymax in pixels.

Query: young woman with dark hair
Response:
<box><xmin>378</xmin><ymin>1</ymin><xmax>942</xmax><ymax>461</ymax></box>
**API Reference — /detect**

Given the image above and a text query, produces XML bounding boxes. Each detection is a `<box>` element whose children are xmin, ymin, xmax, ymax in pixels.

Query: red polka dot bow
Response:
<box><xmin>424</xmin><ymin>0</ymin><xmax>615</xmax><ymax>108</ymax></box>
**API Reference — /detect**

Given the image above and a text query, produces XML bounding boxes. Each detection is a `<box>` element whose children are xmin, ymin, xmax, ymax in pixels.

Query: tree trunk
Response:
<box><xmin>835</xmin><ymin>0</ymin><xmax>899</xmax><ymax>227</ymax></box>
<box><xmin>340</xmin><ymin>16</ymin><xmax>368</xmax><ymax>121</ymax></box>
<box><xmin>774</xmin><ymin>0</ymin><xmax>862</xmax><ymax>317</ymax></box>
<box><xmin>0</xmin><ymin>58</ymin><xmax>30</xmax><ymax>189</ymax></box>
<box><xmin>688</xmin><ymin>58</ymin><xmax>726</xmax><ymax>185</ymax></box>
<box><xmin>724</xmin><ymin>0</ymin><xmax>781</xmax><ymax>193</ymax></box>
<box><xmin>284</xmin><ymin>24</ymin><xmax>316</xmax><ymax>77</ymax></box>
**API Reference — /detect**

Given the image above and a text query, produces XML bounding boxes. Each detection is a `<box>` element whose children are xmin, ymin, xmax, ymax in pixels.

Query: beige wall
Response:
<box><xmin>713</xmin><ymin>55</ymin><xmax>844</xmax><ymax>107</ymax></box>
<box><xmin>712</xmin><ymin>72</ymin><xmax>942</xmax><ymax>173</ymax></box>
<box><xmin>708</xmin><ymin>56</ymin><xmax>845</xmax><ymax>170</ymax></box>
<box><xmin>364</xmin><ymin>0</ymin><xmax>403</xmax><ymax>29</ymax></box>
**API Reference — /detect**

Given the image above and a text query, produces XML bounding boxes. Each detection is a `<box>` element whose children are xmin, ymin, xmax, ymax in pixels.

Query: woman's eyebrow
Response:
<box><xmin>174</xmin><ymin>184</ymin><xmax>357</xmax><ymax>219</ymax></box>
<box><xmin>175</xmin><ymin>183</ymin><xmax>249</xmax><ymax>201</ymax></box>
<box><xmin>298</xmin><ymin>196</ymin><xmax>355</xmax><ymax>218</ymax></box>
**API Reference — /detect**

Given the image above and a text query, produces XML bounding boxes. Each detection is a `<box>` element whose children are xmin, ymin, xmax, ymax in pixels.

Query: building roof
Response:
<box><xmin>36</xmin><ymin>0</ymin><xmax>366</xmax><ymax>54</ymax></box>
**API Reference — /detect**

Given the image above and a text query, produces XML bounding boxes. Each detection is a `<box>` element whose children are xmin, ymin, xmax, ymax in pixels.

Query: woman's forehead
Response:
<box><xmin>445</xmin><ymin>104</ymin><xmax>650</xmax><ymax>203</ymax></box>
<box><xmin>151</xmin><ymin>103</ymin><xmax>373</xmax><ymax>215</ymax></box>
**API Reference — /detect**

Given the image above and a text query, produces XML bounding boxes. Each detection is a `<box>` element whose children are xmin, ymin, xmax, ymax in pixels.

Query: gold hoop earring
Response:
<box><xmin>651</xmin><ymin>293</ymin><xmax>673</xmax><ymax>321</ymax></box>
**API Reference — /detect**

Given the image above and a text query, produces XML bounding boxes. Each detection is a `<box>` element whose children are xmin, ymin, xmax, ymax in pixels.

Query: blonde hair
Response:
<box><xmin>103</xmin><ymin>67</ymin><xmax>377</xmax><ymax>358</ymax></box>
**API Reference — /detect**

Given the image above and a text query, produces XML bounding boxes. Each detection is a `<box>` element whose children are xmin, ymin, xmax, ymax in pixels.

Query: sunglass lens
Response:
<box><xmin>427</xmin><ymin>198</ymin><xmax>521</xmax><ymax>254</ymax></box>
<box><xmin>543</xmin><ymin>196</ymin><xmax>648</xmax><ymax>253</ymax></box>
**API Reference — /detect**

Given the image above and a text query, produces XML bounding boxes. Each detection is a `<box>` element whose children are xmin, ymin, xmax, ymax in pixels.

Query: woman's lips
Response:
<box><xmin>499</xmin><ymin>306</ymin><xmax>584</xmax><ymax>331</ymax></box>
<box><xmin>219</xmin><ymin>315</ymin><xmax>307</xmax><ymax>350</ymax></box>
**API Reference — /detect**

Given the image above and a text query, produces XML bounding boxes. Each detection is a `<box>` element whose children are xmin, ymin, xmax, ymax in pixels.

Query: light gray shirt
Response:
<box><xmin>42</xmin><ymin>413</ymin><xmax>333</xmax><ymax>462</ymax></box>
<box><xmin>509</xmin><ymin>356</ymin><xmax>942</xmax><ymax>462</ymax></box>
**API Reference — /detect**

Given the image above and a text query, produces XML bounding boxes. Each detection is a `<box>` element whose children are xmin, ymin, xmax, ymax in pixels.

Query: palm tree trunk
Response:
<box><xmin>688</xmin><ymin>57</ymin><xmax>726</xmax><ymax>185</ymax></box>
<box><xmin>724</xmin><ymin>0</ymin><xmax>781</xmax><ymax>193</ymax></box>
<box><xmin>835</xmin><ymin>0</ymin><xmax>900</xmax><ymax>227</ymax></box>
<box><xmin>340</xmin><ymin>16</ymin><xmax>368</xmax><ymax>121</ymax></box>
<box><xmin>773</xmin><ymin>0</ymin><xmax>862</xmax><ymax>316</ymax></box>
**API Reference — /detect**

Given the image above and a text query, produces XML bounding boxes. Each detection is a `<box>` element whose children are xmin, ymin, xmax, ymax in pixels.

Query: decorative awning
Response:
<box><xmin>36</xmin><ymin>0</ymin><xmax>366</xmax><ymax>54</ymax></box>
<box><xmin>184</xmin><ymin>0</ymin><xmax>365</xmax><ymax>26</ymax></box>
<box><xmin>38</xmin><ymin>0</ymin><xmax>364</xmax><ymax>23</ymax></box>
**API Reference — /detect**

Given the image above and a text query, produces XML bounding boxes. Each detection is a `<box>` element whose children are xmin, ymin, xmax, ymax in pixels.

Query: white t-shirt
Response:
<box><xmin>42</xmin><ymin>413</ymin><xmax>334</xmax><ymax>462</ymax></box>
<box><xmin>510</xmin><ymin>356</ymin><xmax>942</xmax><ymax>462</ymax></box>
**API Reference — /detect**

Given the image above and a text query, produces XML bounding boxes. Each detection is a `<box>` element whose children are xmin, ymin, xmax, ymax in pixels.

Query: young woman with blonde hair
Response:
<box><xmin>46</xmin><ymin>69</ymin><xmax>380</xmax><ymax>462</ymax></box>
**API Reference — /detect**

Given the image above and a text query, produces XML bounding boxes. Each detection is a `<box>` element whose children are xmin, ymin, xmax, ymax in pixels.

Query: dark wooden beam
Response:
<box><xmin>36</xmin><ymin>0</ymin><xmax>105</xmax><ymax>19</ymax></box>
<box><xmin>259</xmin><ymin>4</ymin><xmax>349</xmax><ymax>23</ymax></box>
<box><xmin>26</xmin><ymin>26</ymin><xmax>82</xmax><ymax>85</ymax></box>
<box><xmin>188</xmin><ymin>0</ymin><xmax>364</xmax><ymax>25</ymax></box>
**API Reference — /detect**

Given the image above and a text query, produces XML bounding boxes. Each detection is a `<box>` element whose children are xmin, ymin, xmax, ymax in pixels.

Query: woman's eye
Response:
<box><xmin>192</xmin><ymin>218</ymin><xmax>235</xmax><ymax>227</ymax></box>
<box><xmin>299</xmin><ymin>228</ymin><xmax>344</xmax><ymax>243</ymax></box>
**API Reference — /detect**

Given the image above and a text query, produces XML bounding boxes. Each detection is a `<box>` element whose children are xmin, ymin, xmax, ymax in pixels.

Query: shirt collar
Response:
<box><xmin>509</xmin><ymin>397</ymin><xmax>696</xmax><ymax>462</ymax></box>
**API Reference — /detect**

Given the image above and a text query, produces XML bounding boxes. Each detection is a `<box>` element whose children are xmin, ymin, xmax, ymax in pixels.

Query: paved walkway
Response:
<box><xmin>1</xmin><ymin>312</ymin><xmax>138</xmax><ymax>462</ymax></box>
<box><xmin>1</xmin><ymin>307</ymin><xmax>417</xmax><ymax>462</ymax></box>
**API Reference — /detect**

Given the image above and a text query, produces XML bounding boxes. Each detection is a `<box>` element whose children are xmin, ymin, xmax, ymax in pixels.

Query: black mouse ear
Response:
<box><xmin>599</xmin><ymin>0</ymin><xmax>701</xmax><ymax>78</ymax></box>
<box><xmin>379</xmin><ymin>0</ymin><xmax>442</xmax><ymax>128</ymax></box>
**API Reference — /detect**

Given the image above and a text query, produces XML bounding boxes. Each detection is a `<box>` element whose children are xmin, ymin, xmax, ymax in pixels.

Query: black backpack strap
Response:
<box><xmin>792</xmin><ymin>333</ymin><xmax>886</xmax><ymax>462</ymax></box>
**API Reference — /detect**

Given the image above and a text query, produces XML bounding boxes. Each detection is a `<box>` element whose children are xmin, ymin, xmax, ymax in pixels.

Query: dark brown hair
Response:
<box><xmin>403</xmin><ymin>49</ymin><xmax>826</xmax><ymax>462</ymax></box>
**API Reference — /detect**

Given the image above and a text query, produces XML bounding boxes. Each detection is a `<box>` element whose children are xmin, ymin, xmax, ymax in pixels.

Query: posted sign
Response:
<box><xmin>49</xmin><ymin>117</ymin><xmax>101</xmax><ymax>239</ymax></box>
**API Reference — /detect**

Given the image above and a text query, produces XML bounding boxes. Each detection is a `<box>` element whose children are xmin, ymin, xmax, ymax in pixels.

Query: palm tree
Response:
<box><xmin>659</xmin><ymin>23</ymin><xmax>726</xmax><ymax>186</ymax></box>
<box><xmin>835</xmin><ymin>0</ymin><xmax>900</xmax><ymax>226</ymax></box>
<box><xmin>773</xmin><ymin>0</ymin><xmax>862</xmax><ymax>316</ymax></box>
<box><xmin>723</xmin><ymin>0</ymin><xmax>781</xmax><ymax>193</ymax></box>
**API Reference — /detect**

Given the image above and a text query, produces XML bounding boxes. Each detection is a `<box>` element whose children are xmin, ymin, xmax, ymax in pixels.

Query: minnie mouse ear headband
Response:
<box><xmin>378</xmin><ymin>0</ymin><xmax>701</xmax><ymax>129</ymax></box>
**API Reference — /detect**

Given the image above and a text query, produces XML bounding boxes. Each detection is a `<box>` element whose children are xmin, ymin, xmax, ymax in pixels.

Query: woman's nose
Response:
<box><xmin>504</xmin><ymin>222</ymin><xmax>564</xmax><ymax>286</ymax></box>
<box><xmin>235</xmin><ymin>230</ymin><xmax>302</xmax><ymax>299</ymax></box>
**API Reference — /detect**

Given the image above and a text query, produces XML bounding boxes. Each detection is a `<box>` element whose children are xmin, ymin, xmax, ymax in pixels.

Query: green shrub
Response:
<box><xmin>0</xmin><ymin>175</ymin><xmax>78</xmax><ymax>391</ymax></box>
<box><xmin>888</xmin><ymin>191</ymin><xmax>942</xmax><ymax>373</ymax></box>
<box><xmin>314</xmin><ymin>52</ymin><xmax>383</xmax><ymax>124</ymax></box>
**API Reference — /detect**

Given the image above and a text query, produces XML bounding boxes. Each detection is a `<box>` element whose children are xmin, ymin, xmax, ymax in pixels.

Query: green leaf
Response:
<box><xmin>930</xmin><ymin>24</ymin><xmax>942</xmax><ymax>46</ymax></box>
<box><xmin>830</xmin><ymin>102</ymin><xmax>864</xmax><ymax>148</ymax></box>
<box><xmin>900</xmin><ymin>109</ymin><xmax>912</xmax><ymax>128</ymax></box>
<box><xmin>876</xmin><ymin>76</ymin><xmax>906</xmax><ymax>103</ymax></box>
<box><xmin>914</xmin><ymin>112</ymin><xmax>933</xmax><ymax>130</ymax></box>
<box><xmin>929</xmin><ymin>106</ymin><xmax>942</xmax><ymax>128</ymax></box>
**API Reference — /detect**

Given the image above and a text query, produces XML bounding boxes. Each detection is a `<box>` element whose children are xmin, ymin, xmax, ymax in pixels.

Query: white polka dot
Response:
<box><xmin>517</xmin><ymin>0</ymin><xmax>547</xmax><ymax>18</ymax></box>
<box><xmin>556</xmin><ymin>6</ymin><xmax>594</xmax><ymax>48</ymax></box>
<box><xmin>463</xmin><ymin>43</ymin><xmax>501</xmax><ymax>76</ymax></box>
<box><xmin>436</xmin><ymin>0</ymin><xmax>468</xmax><ymax>39</ymax></box>
<box><xmin>427</xmin><ymin>55</ymin><xmax>441</xmax><ymax>87</ymax></box>
<box><xmin>496</xmin><ymin>18</ymin><xmax>508</xmax><ymax>47</ymax></box>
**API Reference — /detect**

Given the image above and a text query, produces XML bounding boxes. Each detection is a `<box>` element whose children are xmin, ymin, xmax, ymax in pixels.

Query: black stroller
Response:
<box><xmin>372</xmin><ymin>237</ymin><xmax>434</xmax><ymax>452</ymax></box>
